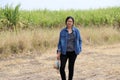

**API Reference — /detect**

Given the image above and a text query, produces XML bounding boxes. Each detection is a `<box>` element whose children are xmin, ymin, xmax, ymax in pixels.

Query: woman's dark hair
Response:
<box><xmin>65</xmin><ymin>16</ymin><xmax>74</xmax><ymax>24</ymax></box>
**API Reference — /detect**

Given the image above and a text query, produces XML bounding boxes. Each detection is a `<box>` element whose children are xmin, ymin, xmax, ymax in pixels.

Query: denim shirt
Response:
<box><xmin>57</xmin><ymin>26</ymin><xmax>82</xmax><ymax>55</ymax></box>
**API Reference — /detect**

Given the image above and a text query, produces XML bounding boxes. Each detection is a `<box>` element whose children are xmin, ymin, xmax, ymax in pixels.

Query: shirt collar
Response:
<box><xmin>65</xmin><ymin>26</ymin><xmax>75</xmax><ymax>32</ymax></box>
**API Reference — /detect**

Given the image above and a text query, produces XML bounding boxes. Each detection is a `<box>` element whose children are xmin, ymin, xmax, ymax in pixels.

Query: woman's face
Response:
<box><xmin>66</xmin><ymin>18</ymin><xmax>73</xmax><ymax>27</ymax></box>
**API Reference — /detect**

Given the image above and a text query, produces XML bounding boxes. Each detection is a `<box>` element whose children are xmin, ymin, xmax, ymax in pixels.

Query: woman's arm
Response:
<box><xmin>57</xmin><ymin>32</ymin><xmax>61</xmax><ymax>53</ymax></box>
<box><xmin>78</xmin><ymin>30</ymin><xmax>82</xmax><ymax>52</ymax></box>
<box><xmin>57</xmin><ymin>32</ymin><xmax>61</xmax><ymax>60</ymax></box>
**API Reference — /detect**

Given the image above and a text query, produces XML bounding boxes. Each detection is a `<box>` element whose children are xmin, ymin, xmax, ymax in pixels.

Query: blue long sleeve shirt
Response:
<box><xmin>57</xmin><ymin>26</ymin><xmax>82</xmax><ymax>55</ymax></box>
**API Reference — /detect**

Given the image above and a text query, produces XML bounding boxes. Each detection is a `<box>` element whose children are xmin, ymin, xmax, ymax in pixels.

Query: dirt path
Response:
<box><xmin>0</xmin><ymin>44</ymin><xmax>120</xmax><ymax>80</ymax></box>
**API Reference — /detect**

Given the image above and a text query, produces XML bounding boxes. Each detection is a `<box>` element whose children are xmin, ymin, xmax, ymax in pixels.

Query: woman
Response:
<box><xmin>57</xmin><ymin>16</ymin><xmax>82</xmax><ymax>80</ymax></box>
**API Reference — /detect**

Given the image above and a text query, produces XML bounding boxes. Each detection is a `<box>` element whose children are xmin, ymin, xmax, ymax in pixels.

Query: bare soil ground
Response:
<box><xmin>0</xmin><ymin>44</ymin><xmax>120</xmax><ymax>80</ymax></box>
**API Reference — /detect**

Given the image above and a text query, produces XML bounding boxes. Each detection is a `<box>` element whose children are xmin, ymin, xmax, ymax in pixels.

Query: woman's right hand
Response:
<box><xmin>57</xmin><ymin>52</ymin><xmax>61</xmax><ymax>60</ymax></box>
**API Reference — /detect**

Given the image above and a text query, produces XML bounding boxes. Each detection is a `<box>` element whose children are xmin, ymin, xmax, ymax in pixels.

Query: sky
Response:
<box><xmin>0</xmin><ymin>0</ymin><xmax>120</xmax><ymax>10</ymax></box>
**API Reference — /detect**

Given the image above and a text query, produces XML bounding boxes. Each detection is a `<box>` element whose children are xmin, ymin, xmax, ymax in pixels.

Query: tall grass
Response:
<box><xmin>0</xmin><ymin>27</ymin><xmax>120</xmax><ymax>57</ymax></box>
<box><xmin>0</xmin><ymin>6</ymin><xmax>120</xmax><ymax>28</ymax></box>
<box><xmin>1</xmin><ymin>4</ymin><xmax>20</xmax><ymax>32</ymax></box>
<box><xmin>0</xmin><ymin>5</ymin><xmax>120</xmax><ymax>57</ymax></box>
<box><xmin>81</xmin><ymin>27</ymin><xmax>120</xmax><ymax>45</ymax></box>
<box><xmin>19</xmin><ymin>7</ymin><xmax>120</xmax><ymax>28</ymax></box>
<box><xmin>0</xmin><ymin>28</ymin><xmax>59</xmax><ymax>55</ymax></box>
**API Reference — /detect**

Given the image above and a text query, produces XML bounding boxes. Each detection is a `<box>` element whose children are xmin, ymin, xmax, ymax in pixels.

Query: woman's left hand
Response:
<box><xmin>57</xmin><ymin>52</ymin><xmax>61</xmax><ymax>60</ymax></box>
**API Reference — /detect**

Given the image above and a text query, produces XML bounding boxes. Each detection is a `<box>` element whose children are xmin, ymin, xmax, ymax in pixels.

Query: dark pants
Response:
<box><xmin>60</xmin><ymin>51</ymin><xmax>77</xmax><ymax>80</ymax></box>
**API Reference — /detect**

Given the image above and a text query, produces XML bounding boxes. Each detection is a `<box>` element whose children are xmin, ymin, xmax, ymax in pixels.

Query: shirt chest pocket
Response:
<box><xmin>61</xmin><ymin>34</ymin><xmax>67</xmax><ymax>38</ymax></box>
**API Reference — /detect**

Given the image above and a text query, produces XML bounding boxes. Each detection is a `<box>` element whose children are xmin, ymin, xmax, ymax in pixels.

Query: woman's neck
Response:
<box><xmin>67</xmin><ymin>26</ymin><xmax>72</xmax><ymax>29</ymax></box>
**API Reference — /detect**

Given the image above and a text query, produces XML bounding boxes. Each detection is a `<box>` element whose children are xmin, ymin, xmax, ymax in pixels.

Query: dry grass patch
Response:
<box><xmin>0</xmin><ymin>26</ymin><xmax>120</xmax><ymax>58</ymax></box>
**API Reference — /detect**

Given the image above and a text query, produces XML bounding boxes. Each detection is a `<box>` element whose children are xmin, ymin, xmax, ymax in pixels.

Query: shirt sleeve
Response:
<box><xmin>57</xmin><ymin>32</ymin><xmax>61</xmax><ymax>54</ymax></box>
<box><xmin>79</xmin><ymin>30</ymin><xmax>82</xmax><ymax>52</ymax></box>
